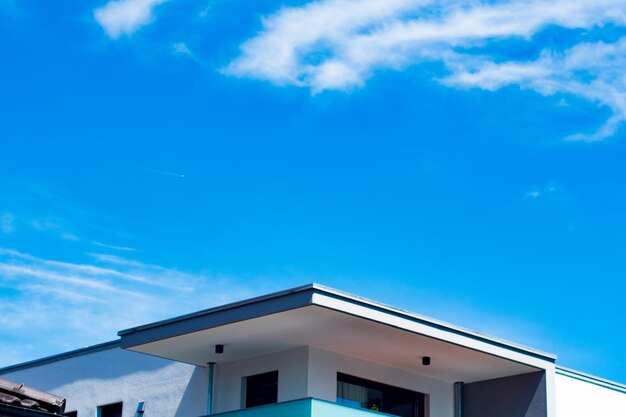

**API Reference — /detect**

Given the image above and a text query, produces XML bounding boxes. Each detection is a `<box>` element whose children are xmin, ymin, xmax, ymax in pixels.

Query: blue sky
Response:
<box><xmin>1</xmin><ymin>0</ymin><xmax>626</xmax><ymax>384</ymax></box>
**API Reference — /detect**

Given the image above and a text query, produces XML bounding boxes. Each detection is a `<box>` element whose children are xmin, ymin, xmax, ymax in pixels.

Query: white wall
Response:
<box><xmin>213</xmin><ymin>347</ymin><xmax>308</xmax><ymax>413</ymax></box>
<box><xmin>213</xmin><ymin>346</ymin><xmax>454</xmax><ymax>416</ymax></box>
<box><xmin>307</xmin><ymin>347</ymin><xmax>454</xmax><ymax>417</ymax></box>
<box><xmin>1</xmin><ymin>347</ymin><xmax>207</xmax><ymax>417</ymax></box>
<box><xmin>555</xmin><ymin>372</ymin><xmax>626</xmax><ymax>417</ymax></box>
<box><xmin>5</xmin><ymin>344</ymin><xmax>553</xmax><ymax>417</ymax></box>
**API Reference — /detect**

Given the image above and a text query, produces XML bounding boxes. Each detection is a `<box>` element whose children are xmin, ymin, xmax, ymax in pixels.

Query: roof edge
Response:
<box><xmin>310</xmin><ymin>284</ymin><xmax>557</xmax><ymax>361</ymax></box>
<box><xmin>556</xmin><ymin>366</ymin><xmax>626</xmax><ymax>393</ymax></box>
<box><xmin>0</xmin><ymin>340</ymin><xmax>121</xmax><ymax>375</ymax></box>
<box><xmin>119</xmin><ymin>283</ymin><xmax>556</xmax><ymax>362</ymax></box>
<box><xmin>118</xmin><ymin>284</ymin><xmax>318</xmax><ymax>336</ymax></box>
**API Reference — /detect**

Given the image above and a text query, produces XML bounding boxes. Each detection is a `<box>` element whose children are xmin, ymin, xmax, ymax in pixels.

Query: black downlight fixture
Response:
<box><xmin>422</xmin><ymin>356</ymin><xmax>431</xmax><ymax>366</ymax></box>
<box><xmin>215</xmin><ymin>344</ymin><xmax>224</xmax><ymax>354</ymax></box>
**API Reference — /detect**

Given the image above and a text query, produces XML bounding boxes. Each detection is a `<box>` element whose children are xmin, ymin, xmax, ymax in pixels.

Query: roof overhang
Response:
<box><xmin>119</xmin><ymin>284</ymin><xmax>556</xmax><ymax>383</ymax></box>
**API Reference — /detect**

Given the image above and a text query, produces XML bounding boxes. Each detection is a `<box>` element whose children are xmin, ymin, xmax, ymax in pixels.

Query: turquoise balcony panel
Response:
<box><xmin>311</xmin><ymin>399</ymin><xmax>396</xmax><ymax>417</ymax></box>
<box><xmin>210</xmin><ymin>398</ymin><xmax>397</xmax><ymax>417</ymax></box>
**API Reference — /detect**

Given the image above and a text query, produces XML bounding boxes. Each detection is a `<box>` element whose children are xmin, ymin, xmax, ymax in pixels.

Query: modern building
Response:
<box><xmin>0</xmin><ymin>284</ymin><xmax>624</xmax><ymax>417</ymax></box>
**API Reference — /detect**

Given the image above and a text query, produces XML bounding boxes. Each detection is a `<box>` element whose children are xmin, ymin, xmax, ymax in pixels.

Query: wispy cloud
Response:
<box><xmin>0</xmin><ymin>213</ymin><xmax>15</xmax><ymax>234</ymax></box>
<box><xmin>0</xmin><ymin>248</ymin><xmax>253</xmax><ymax>367</ymax></box>
<box><xmin>94</xmin><ymin>0</ymin><xmax>169</xmax><ymax>39</ymax></box>
<box><xmin>225</xmin><ymin>0</ymin><xmax>626</xmax><ymax>140</ymax></box>
<box><xmin>173</xmin><ymin>42</ymin><xmax>192</xmax><ymax>56</ymax></box>
<box><xmin>92</xmin><ymin>241</ymin><xmax>137</xmax><ymax>252</ymax></box>
<box><xmin>443</xmin><ymin>39</ymin><xmax>626</xmax><ymax>141</ymax></box>
<box><xmin>0</xmin><ymin>182</ymin><xmax>259</xmax><ymax>366</ymax></box>
<box><xmin>0</xmin><ymin>180</ymin><xmax>136</xmax><ymax>251</ymax></box>
<box><xmin>524</xmin><ymin>181</ymin><xmax>562</xmax><ymax>199</ymax></box>
<box><xmin>172</xmin><ymin>42</ymin><xmax>208</xmax><ymax>66</ymax></box>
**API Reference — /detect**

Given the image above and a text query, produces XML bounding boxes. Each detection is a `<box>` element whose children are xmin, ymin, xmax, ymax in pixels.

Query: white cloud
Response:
<box><xmin>61</xmin><ymin>232</ymin><xmax>81</xmax><ymax>241</ymax></box>
<box><xmin>92</xmin><ymin>241</ymin><xmax>137</xmax><ymax>251</ymax></box>
<box><xmin>225</xmin><ymin>0</ymin><xmax>422</xmax><ymax>89</ymax></box>
<box><xmin>226</xmin><ymin>0</ymin><xmax>626</xmax><ymax>139</ymax></box>
<box><xmin>523</xmin><ymin>181</ymin><xmax>562</xmax><ymax>199</ymax></box>
<box><xmin>0</xmin><ymin>248</ymin><xmax>254</xmax><ymax>367</ymax></box>
<box><xmin>29</xmin><ymin>218</ymin><xmax>61</xmax><ymax>231</ymax></box>
<box><xmin>443</xmin><ymin>40</ymin><xmax>626</xmax><ymax>141</ymax></box>
<box><xmin>172</xmin><ymin>42</ymin><xmax>206</xmax><ymax>65</ymax></box>
<box><xmin>94</xmin><ymin>0</ymin><xmax>168</xmax><ymax>39</ymax></box>
<box><xmin>173</xmin><ymin>42</ymin><xmax>192</xmax><ymax>55</ymax></box>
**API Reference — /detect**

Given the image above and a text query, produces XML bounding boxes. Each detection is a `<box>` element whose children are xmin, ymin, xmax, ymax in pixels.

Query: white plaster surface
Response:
<box><xmin>1</xmin><ymin>347</ymin><xmax>207</xmax><ymax>417</ymax></box>
<box><xmin>307</xmin><ymin>347</ymin><xmax>454</xmax><ymax>417</ymax></box>
<box><xmin>213</xmin><ymin>347</ymin><xmax>308</xmax><ymax>413</ymax></box>
<box><xmin>213</xmin><ymin>346</ymin><xmax>455</xmax><ymax>416</ymax></box>
<box><xmin>3</xmin><ymin>344</ymin><xmax>583</xmax><ymax>417</ymax></box>
<box><xmin>555</xmin><ymin>372</ymin><xmax>626</xmax><ymax>417</ymax></box>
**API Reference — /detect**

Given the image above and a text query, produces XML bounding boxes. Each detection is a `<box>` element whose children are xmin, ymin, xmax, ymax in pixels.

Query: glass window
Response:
<box><xmin>245</xmin><ymin>371</ymin><xmax>278</xmax><ymax>408</ymax></box>
<box><xmin>98</xmin><ymin>402</ymin><xmax>123</xmax><ymax>417</ymax></box>
<box><xmin>337</xmin><ymin>373</ymin><xmax>424</xmax><ymax>417</ymax></box>
<box><xmin>63</xmin><ymin>412</ymin><xmax>78</xmax><ymax>417</ymax></box>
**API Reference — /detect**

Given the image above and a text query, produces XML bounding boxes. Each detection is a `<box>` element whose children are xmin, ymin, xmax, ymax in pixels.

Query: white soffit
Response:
<box><xmin>128</xmin><ymin>305</ymin><xmax>540</xmax><ymax>383</ymax></box>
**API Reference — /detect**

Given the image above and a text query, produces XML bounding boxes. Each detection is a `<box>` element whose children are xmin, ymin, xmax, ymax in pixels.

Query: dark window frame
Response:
<box><xmin>337</xmin><ymin>373</ymin><xmax>425</xmax><ymax>417</ymax></box>
<box><xmin>244</xmin><ymin>370</ymin><xmax>279</xmax><ymax>408</ymax></box>
<box><xmin>97</xmin><ymin>402</ymin><xmax>123</xmax><ymax>417</ymax></box>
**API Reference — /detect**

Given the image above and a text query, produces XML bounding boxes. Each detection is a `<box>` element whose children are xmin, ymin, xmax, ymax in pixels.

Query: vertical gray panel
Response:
<box><xmin>463</xmin><ymin>371</ymin><xmax>547</xmax><ymax>417</ymax></box>
<box><xmin>454</xmin><ymin>382</ymin><xmax>463</xmax><ymax>417</ymax></box>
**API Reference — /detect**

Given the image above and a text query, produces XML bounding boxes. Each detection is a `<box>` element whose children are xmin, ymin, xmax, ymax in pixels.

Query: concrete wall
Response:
<box><xmin>307</xmin><ymin>347</ymin><xmax>454</xmax><ymax>417</ymax></box>
<box><xmin>463</xmin><ymin>371</ymin><xmax>547</xmax><ymax>417</ymax></box>
<box><xmin>15</xmin><ymin>345</ymin><xmax>614</xmax><ymax>417</ymax></box>
<box><xmin>213</xmin><ymin>346</ymin><xmax>455</xmax><ymax>417</ymax></box>
<box><xmin>555</xmin><ymin>371</ymin><xmax>626</xmax><ymax>417</ymax></box>
<box><xmin>213</xmin><ymin>347</ymin><xmax>308</xmax><ymax>413</ymax></box>
<box><xmin>0</xmin><ymin>347</ymin><xmax>207</xmax><ymax>417</ymax></box>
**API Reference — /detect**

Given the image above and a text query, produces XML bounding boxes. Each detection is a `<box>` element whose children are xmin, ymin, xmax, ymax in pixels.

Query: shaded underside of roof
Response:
<box><xmin>119</xmin><ymin>283</ymin><xmax>557</xmax><ymax>362</ymax></box>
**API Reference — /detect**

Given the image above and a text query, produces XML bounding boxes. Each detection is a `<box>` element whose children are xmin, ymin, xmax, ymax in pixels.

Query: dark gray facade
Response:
<box><xmin>463</xmin><ymin>371</ymin><xmax>547</xmax><ymax>417</ymax></box>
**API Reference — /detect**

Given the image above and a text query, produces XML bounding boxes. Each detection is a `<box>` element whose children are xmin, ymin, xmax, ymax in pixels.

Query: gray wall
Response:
<box><xmin>0</xmin><ymin>347</ymin><xmax>208</xmax><ymax>417</ymax></box>
<box><xmin>463</xmin><ymin>371</ymin><xmax>546</xmax><ymax>417</ymax></box>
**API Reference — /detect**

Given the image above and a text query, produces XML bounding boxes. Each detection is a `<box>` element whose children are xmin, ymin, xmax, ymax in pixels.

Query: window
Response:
<box><xmin>63</xmin><ymin>412</ymin><xmax>77</xmax><ymax>417</ymax></box>
<box><xmin>97</xmin><ymin>402</ymin><xmax>123</xmax><ymax>417</ymax></box>
<box><xmin>337</xmin><ymin>373</ymin><xmax>425</xmax><ymax>417</ymax></box>
<box><xmin>244</xmin><ymin>371</ymin><xmax>278</xmax><ymax>408</ymax></box>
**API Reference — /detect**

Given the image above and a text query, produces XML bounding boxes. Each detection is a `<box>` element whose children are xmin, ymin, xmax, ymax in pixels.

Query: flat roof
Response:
<box><xmin>0</xmin><ymin>341</ymin><xmax>120</xmax><ymax>375</ymax></box>
<box><xmin>3</xmin><ymin>286</ymin><xmax>625</xmax><ymax>388</ymax></box>
<box><xmin>119</xmin><ymin>283</ymin><xmax>556</xmax><ymax>362</ymax></box>
<box><xmin>556</xmin><ymin>366</ymin><xmax>626</xmax><ymax>393</ymax></box>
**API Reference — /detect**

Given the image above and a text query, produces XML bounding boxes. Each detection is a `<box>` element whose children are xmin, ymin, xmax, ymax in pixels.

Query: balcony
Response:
<box><xmin>208</xmin><ymin>398</ymin><xmax>397</xmax><ymax>417</ymax></box>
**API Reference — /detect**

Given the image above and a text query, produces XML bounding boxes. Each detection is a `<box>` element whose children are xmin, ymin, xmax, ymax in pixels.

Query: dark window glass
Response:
<box><xmin>245</xmin><ymin>371</ymin><xmax>278</xmax><ymax>408</ymax></box>
<box><xmin>98</xmin><ymin>402</ymin><xmax>123</xmax><ymax>417</ymax></box>
<box><xmin>63</xmin><ymin>412</ymin><xmax>78</xmax><ymax>417</ymax></box>
<box><xmin>337</xmin><ymin>373</ymin><xmax>424</xmax><ymax>417</ymax></box>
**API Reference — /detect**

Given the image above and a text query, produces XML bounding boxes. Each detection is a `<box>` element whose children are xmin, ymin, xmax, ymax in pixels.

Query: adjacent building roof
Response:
<box><xmin>0</xmin><ymin>403</ymin><xmax>62</xmax><ymax>417</ymax></box>
<box><xmin>0</xmin><ymin>378</ymin><xmax>65</xmax><ymax>416</ymax></box>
